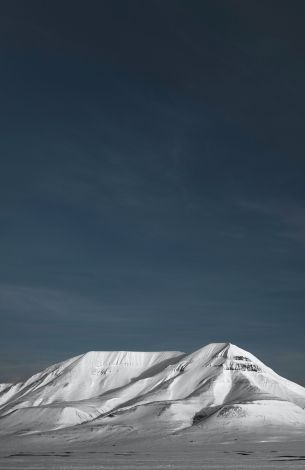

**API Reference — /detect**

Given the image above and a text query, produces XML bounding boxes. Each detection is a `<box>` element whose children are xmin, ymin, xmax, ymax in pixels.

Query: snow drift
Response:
<box><xmin>0</xmin><ymin>343</ymin><xmax>305</xmax><ymax>441</ymax></box>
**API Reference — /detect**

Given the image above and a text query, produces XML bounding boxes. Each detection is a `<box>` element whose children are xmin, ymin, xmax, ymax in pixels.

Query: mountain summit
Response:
<box><xmin>1</xmin><ymin>343</ymin><xmax>305</xmax><ymax>441</ymax></box>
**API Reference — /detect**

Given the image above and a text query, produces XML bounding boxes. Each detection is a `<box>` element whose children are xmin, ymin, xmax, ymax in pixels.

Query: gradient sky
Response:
<box><xmin>1</xmin><ymin>1</ymin><xmax>305</xmax><ymax>385</ymax></box>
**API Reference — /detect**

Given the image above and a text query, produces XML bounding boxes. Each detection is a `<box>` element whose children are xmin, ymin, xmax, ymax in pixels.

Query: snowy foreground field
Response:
<box><xmin>1</xmin><ymin>343</ymin><xmax>305</xmax><ymax>468</ymax></box>
<box><xmin>0</xmin><ymin>434</ymin><xmax>305</xmax><ymax>469</ymax></box>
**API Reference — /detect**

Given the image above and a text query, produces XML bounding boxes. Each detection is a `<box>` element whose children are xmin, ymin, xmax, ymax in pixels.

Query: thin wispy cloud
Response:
<box><xmin>239</xmin><ymin>200</ymin><xmax>305</xmax><ymax>243</ymax></box>
<box><xmin>0</xmin><ymin>283</ymin><xmax>129</xmax><ymax>324</ymax></box>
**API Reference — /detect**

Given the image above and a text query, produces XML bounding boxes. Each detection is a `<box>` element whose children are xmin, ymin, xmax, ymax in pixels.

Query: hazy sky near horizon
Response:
<box><xmin>1</xmin><ymin>1</ymin><xmax>305</xmax><ymax>384</ymax></box>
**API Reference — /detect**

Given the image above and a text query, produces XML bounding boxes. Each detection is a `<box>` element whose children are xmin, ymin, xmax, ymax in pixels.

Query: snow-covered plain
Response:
<box><xmin>0</xmin><ymin>342</ymin><xmax>305</xmax><ymax>469</ymax></box>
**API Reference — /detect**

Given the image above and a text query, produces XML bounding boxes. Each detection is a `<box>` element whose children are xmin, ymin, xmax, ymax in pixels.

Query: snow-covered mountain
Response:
<box><xmin>1</xmin><ymin>343</ymin><xmax>305</xmax><ymax>441</ymax></box>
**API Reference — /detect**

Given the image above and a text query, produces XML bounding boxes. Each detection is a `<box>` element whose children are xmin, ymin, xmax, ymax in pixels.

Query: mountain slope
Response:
<box><xmin>0</xmin><ymin>343</ymin><xmax>305</xmax><ymax>440</ymax></box>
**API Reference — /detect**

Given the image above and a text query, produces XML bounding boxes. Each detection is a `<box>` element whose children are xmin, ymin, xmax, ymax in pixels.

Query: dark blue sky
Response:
<box><xmin>1</xmin><ymin>1</ymin><xmax>305</xmax><ymax>384</ymax></box>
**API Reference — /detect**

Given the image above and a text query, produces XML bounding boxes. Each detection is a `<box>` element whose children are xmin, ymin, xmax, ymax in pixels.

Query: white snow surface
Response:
<box><xmin>0</xmin><ymin>342</ymin><xmax>305</xmax><ymax>442</ymax></box>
